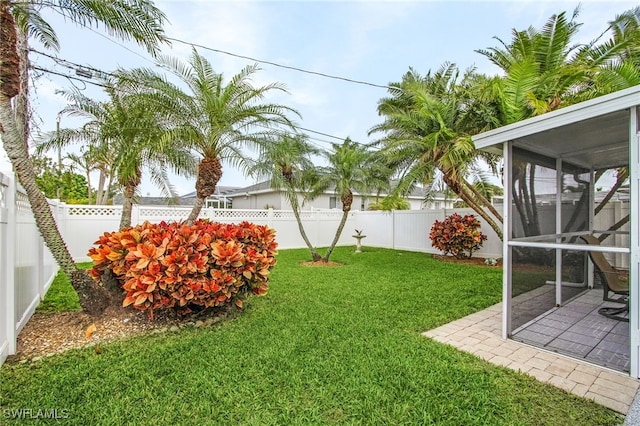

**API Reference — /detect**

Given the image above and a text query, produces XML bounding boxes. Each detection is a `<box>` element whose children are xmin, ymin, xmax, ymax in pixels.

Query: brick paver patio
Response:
<box><xmin>422</xmin><ymin>302</ymin><xmax>640</xmax><ymax>414</ymax></box>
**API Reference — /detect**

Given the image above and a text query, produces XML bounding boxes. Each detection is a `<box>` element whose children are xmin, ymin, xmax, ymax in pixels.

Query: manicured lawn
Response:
<box><xmin>0</xmin><ymin>247</ymin><xmax>620</xmax><ymax>425</ymax></box>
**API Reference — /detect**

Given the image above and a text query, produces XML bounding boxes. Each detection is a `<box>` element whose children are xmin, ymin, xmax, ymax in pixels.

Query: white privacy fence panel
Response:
<box><xmin>593</xmin><ymin>202</ymin><xmax>630</xmax><ymax>269</ymax></box>
<box><xmin>0</xmin><ymin>172</ymin><xmax>12</xmax><ymax>366</ymax></box>
<box><xmin>355</xmin><ymin>208</ymin><xmax>503</xmax><ymax>258</ymax></box>
<box><xmin>1</xmin><ymin>172</ymin><xmax>57</xmax><ymax>366</ymax></box>
<box><xmin>64</xmin><ymin>205</ymin><xmax>357</xmax><ymax>261</ymax></box>
<box><xmin>355</xmin><ymin>211</ymin><xmax>394</xmax><ymax>248</ymax></box>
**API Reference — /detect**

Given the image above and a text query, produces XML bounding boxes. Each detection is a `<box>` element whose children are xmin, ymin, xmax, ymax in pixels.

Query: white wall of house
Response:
<box><xmin>228</xmin><ymin>190</ymin><xmax>435</xmax><ymax>211</ymax></box>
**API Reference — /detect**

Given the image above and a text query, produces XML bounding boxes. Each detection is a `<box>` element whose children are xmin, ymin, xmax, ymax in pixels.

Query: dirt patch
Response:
<box><xmin>8</xmin><ymin>304</ymin><xmax>231</xmax><ymax>363</ymax></box>
<box><xmin>432</xmin><ymin>254</ymin><xmax>502</xmax><ymax>268</ymax></box>
<box><xmin>300</xmin><ymin>260</ymin><xmax>344</xmax><ymax>267</ymax></box>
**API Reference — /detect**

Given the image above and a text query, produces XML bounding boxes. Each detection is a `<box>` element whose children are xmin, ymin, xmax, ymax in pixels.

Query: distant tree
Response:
<box><xmin>368</xmin><ymin>196</ymin><xmax>410</xmax><ymax>211</ymax></box>
<box><xmin>32</xmin><ymin>154</ymin><xmax>89</xmax><ymax>203</ymax></box>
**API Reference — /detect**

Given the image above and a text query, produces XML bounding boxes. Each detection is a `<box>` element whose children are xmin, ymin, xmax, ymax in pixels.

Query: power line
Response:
<box><xmin>31</xmin><ymin>53</ymin><xmax>377</xmax><ymax>148</ymax></box>
<box><xmin>166</xmin><ymin>36</ymin><xmax>393</xmax><ymax>90</ymax></box>
<box><xmin>43</xmin><ymin>14</ymin><xmax>393</xmax><ymax>91</ymax></box>
<box><xmin>31</xmin><ymin>65</ymin><xmax>110</xmax><ymax>89</ymax></box>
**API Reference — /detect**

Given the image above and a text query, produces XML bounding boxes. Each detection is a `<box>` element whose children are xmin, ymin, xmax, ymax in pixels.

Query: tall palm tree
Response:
<box><xmin>314</xmin><ymin>138</ymin><xmax>382</xmax><ymax>262</ymax></box>
<box><xmin>247</xmin><ymin>133</ymin><xmax>323</xmax><ymax>261</ymax></box>
<box><xmin>370</xmin><ymin>65</ymin><xmax>504</xmax><ymax>239</ymax></box>
<box><xmin>475</xmin><ymin>8</ymin><xmax>633</xmax><ymax>237</ymax></box>
<box><xmin>0</xmin><ymin>0</ymin><xmax>168</xmax><ymax>316</ymax></box>
<box><xmin>127</xmin><ymin>48</ymin><xmax>299</xmax><ymax>225</ymax></box>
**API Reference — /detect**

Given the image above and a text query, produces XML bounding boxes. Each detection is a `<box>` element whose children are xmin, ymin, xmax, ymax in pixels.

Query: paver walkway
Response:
<box><xmin>422</xmin><ymin>302</ymin><xmax>640</xmax><ymax>415</ymax></box>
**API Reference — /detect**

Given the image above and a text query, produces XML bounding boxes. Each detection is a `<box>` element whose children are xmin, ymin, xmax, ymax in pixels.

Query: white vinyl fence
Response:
<box><xmin>1</xmin><ymin>172</ymin><xmax>58</xmax><ymax>366</ymax></box>
<box><xmin>0</xmin><ymin>169</ymin><xmax>629</xmax><ymax>366</ymax></box>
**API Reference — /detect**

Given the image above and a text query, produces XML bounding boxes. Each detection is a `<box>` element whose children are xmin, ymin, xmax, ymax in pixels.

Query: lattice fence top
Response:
<box><xmin>272</xmin><ymin>211</ymin><xmax>297</xmax><ymax>219</ymax></box>
<box><xmin>68</xmin><ymin>206</ymin><xmax>122</xmax><ymax>216</ymax></box>
<box><xmin>15</xmin><ymin>190</ymin><xmax>30</xmax><ymax>213</ymax></box>
<box><xmin>140</xmin><ymin>208</ymin><xmax>189</xmax><ymax>219</ymax></box>
<box><xmin>207</xmin><ymin>209</ymin><xmax>269</xmax><ymax>219</ymax></box>
<box><xmin>0</xmin><ymin>183</ymin><xmax>5</xmax><ymax>210</ymax></box>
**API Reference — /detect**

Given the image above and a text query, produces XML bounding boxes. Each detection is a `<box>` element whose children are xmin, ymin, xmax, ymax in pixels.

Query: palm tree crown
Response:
<box><xmin>130</xmin><ymin>48</ymin><xmax>299</xmax><ymax>224</ymax></box>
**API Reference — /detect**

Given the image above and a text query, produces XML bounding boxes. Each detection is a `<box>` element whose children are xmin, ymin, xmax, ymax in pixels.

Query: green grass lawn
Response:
<box><xmin>0</xmin><ymin>247</ymin><xmax>621</xmax><ymax>425</ymax></box>
<box><xmin>35</xmin><ymin>262</ymin><xmax>91</xmax><ymax>314</ymax></box>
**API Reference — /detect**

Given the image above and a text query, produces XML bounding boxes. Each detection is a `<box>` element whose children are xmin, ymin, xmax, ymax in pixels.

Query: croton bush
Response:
<box><xmin>88</xmin><ymin>220</ymin><xmax>277</xmax><ymax>318</ymax></box>
<box><xmin>429</xmin><ymin>213</ymin><xmax>487</xmax><ymax>259</ymax></box>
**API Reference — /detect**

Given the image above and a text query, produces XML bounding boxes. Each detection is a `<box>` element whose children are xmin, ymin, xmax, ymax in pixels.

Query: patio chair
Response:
<box><xmin>581</xmin><ymin>235</ymin><xmax>629</xmax><ymax>322</ymax></box>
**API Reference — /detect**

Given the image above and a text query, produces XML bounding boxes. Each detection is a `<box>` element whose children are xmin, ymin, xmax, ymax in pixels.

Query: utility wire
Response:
<box><xmin>166</xmin><ymin>36</ymin><xmax>393</xmax><ymax>90</ymax></box>
<box><xmin>32</xmin><ymin>56</ymin><xmax>378</xmax><ymax>149</ymax></box>
<box><xmin>31</xmin><ymin>65</ymin><xmax>110</xmax><ymax>89</ymax></box>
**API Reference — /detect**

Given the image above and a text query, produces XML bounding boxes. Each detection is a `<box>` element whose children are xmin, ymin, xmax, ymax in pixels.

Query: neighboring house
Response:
<box><xmin>225</xmin><ymin>180</ymin><xmax>457</xmax><ymax>211</ymax></box>
<box><xmin>491</xmin><ymin>186</ymin><xmax>630</xmax><ymax>207</ymax></box>
<box><xmin>179</xmin><ymin>186</ymin><xmax>239</xmax><ymax>208</ymax></box>
<box><xmin>112</xmin><ymin>186</ymin><xmax>240</xmax><ymax>207</ymax></box>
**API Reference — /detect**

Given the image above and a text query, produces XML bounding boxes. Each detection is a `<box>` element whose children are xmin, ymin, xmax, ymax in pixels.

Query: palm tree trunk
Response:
<box><xmin>85</xmin><ymin>168</ymin><xmax>93</xmax><ymax>203</ymax></box>
<box><xmin>598</xmin><ymin>214</ymin><xmax>630</xmax><ymax>243</ymax></box>
<box><xmin>120</xmin><ymin>182</ymin><xmax>136</xmax><ymax>229</ymax></box>
<box><xmin>0</xmin><ymin>96</ymin><xmax>109</xmax><ymax>316</ymax></box>
<box><xmin>96</xmin><ymin>170</ymin><xmax>106</xmax><ymax>205</ymax></box>
<box><xmin>288</xmin><ymin>192</ymin><xmax>321</xmax><ymax>261</ymax></box>
<box><xmin>103</xmin><ymin>167</ymin><xmax>115</xmax><ymax>205</ymax></box>
<box><xmin>461</xmin><ymin>179</ymin><xmax>503</xmax><ymax>223</ymax></box>
<box><xmin>444</xmin><ymin>175</ymin><xmax>504</xmax><ymax>240</ymax></box>
<box><xmin>528</xmin><ymin>166</ymin><xmax>540</xmax><ymax>234</ymax></box>
<box><xmin>187</xmin><ymin>156</ymin><xmax>222</xmax><ymax>225</ymax></box>
<box><xmin>595</xmin><ymin>168</ymin><xmax>628</xmax><ymax>215</ymax></box>
<box><xmin>186</xmin><ymin>196</ymin><xmax>205</xmax><ymax>225</ymax></box>
<box><xmin>322</xmin><ymin>208</ymin><xmax>350</xmax><ymax>262</ymax></box>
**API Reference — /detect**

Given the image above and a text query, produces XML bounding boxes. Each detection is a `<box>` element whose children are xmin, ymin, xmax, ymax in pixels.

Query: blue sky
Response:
<box><xmin>1</xmin><ymin>0</ymin><xmax>637</xmax><ymax>196</ymax></box>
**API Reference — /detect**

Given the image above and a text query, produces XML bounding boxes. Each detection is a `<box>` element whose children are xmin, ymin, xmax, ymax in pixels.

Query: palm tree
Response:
<box><xmin>39</xmin><ymin>81</ymin><xmax>196</xmax><ymax>229</ymax></box>
<box><xmin>314</xmin><ymin>138</ymin><xmax>383</xmax><ymax>262</ymax></box>
<box><xmin>0</xmin><ymin>0</ymin><xmax>168</xmax><ymax>316</ymax></box>
<box><xmin>370</xmin><ymin>65</ymin><xmax>504</xmax><ymax>239</ymax></box>
<box><xmin>127</xmin><ymin>48</ymin><xmax>299</xmax><ymax>225</ymax></box>
<box><xmin>247</xmin><ymin>133</ymin><xmax>323</xmax><ymax>261</ymax></box>
<box><xmin>475</xmin><ymin>8</ymin><xmax>635</xmax><ymax>237</ymax></box>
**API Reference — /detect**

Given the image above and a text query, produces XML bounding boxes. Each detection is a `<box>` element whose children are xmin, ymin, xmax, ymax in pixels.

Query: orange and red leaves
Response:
<box><xmin>429</xmin><ymin>213</ymin><xmax>487</xmax><ymax>259</ymax></box>
<box><xmin>88</xmin><ymin>219</ymin><xmax>278</xmax><ymax>319</ymax></box>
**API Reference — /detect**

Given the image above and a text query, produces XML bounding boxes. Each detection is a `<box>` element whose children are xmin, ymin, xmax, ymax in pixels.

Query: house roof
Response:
<box><xmin>473</xmin><ymin>85</ymin><xmax>640</xmax><ymax>170</ymax></box>
<box><xmin>223</xmin><ymin>179</ymin><xmax>453</xmax><ymax>200</ymax></box>
<box><xmin>180</xmin><ymin>186</ymin><xmax>240</xmax><ymax>199</ymax></box>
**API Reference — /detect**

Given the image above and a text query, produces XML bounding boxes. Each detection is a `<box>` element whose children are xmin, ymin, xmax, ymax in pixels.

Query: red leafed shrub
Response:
<box><xmin>429</xmin><ymin>213</ymin><xmax>487</xmax><ymax>259</ymax></box>
<box><xmin>87</xmin><ymin>220</ymin><xmax>277</xmax><ymax>318</ymax></box>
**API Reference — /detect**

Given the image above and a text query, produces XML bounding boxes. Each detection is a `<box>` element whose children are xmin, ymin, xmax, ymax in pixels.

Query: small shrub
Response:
<box><xmin>429</xmin><ymin>213</ymin><xmax>487</xmax><ymax>259</ymax></box>
<box><xmin>88</xmin><ymin>220</ymin><xmax>277</xmax><ymax>318</ymax></box>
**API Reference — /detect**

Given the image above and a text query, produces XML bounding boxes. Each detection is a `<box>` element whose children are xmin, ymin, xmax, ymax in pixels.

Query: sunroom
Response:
<box><xmin>473</xmin><ymin>85</ymin><xmax>640</xmax><ymax>377</ymax></box>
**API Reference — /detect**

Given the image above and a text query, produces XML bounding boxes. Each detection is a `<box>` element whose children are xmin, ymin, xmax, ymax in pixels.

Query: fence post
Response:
<box><xmin>37</xmin><ymin>227</ymin><xmax>45</xmax><ymax>300</ymax></box>
<box><xmin>267</xmin><ymin>208</ymin><xmax>274</xmax><ymax>227</ymax></box>
<box><xmin>4</xmin><ymin>173</ymin><xmax>17</xmax><ymax>356</ymax></box>
<box><xmin>392</xmin><ymin>210</ymin><xmax>396</xmax><ymax>250</ymax></box>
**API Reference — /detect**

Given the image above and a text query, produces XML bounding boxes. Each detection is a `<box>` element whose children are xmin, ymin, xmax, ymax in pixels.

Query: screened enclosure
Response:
<box><xmin>474</xmin><ymin>86</ymin><xmax>639</xmax><ymax>376</ymax></box>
